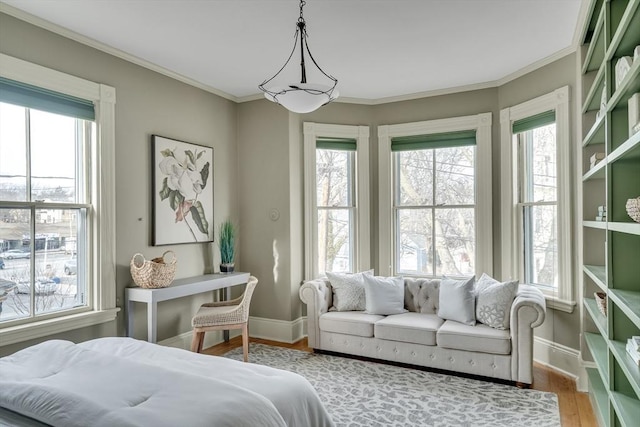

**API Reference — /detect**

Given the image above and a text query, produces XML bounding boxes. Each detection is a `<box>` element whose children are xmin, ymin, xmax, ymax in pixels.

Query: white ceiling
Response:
<box><xmin>1</xmin><ymin>0</ymin><xmax>585</xmax><ymax>103</ymax></box>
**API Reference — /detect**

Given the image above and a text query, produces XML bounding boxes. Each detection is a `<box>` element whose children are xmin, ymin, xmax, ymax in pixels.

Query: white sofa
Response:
<box><xmin>300</xmin><ymin>276</ymin><xmax>546</xmax><ymax>386</ymax></box>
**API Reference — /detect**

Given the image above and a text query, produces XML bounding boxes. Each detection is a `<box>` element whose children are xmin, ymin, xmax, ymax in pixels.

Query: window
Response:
<box><xmin>378</xmin><ymin>113</ymin><xmax>493</xmax><ymax>278</ymax></box>
<box><xmin>500</xmin><ymin>86</ymin><xmax>574</xmax><ymax>312</ymax></box>
<box><xmin>304</xmin><ymin>123</ymin><xmax>370</xmax><ymax>279</ymax></box>
<box><xmin>393</xmin><ymin>132</ymin><xmax>476</xmax><ymax>276</ymax></box>
<box><xmin>0</xmin><ymin>53</ymin><xmax>117</xmax><ymax>345</ymax></box>
<box><xmin>0</xmin><ymin>100</ymin><xmax>92</xmax><ymax>323</ymax></box>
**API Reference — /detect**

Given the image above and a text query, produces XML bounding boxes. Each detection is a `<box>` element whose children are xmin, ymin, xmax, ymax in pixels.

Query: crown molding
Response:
<box><xmin>1</xmin><ymin>2</ymin><xmax>579</xmax><ymax>107</ymax></box>
<box><xmin>0</xmin><ymin>2</ymin><xmax>239</xmax><ymax>103</ymax></box>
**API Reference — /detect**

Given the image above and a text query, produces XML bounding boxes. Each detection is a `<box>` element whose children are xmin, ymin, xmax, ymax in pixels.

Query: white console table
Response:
<box><xmin>126</xmin><ymin>272</ymin><xmax>250</xmax><ymax>343</ymax></box>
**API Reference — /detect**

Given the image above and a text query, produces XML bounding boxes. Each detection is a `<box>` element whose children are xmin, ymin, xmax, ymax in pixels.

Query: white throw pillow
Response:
<box><xmin>326</xmin><ymin>270</ymin><xmax>373</xmax><ymax>311</ymax></box>
<box><xmin>363</xmin><ymin>275</ymin><xmax>407</xmax><ymax>315</ymax></box>
<box><xmin>437</xmin><ymin>276</ymin><xmax>476</xmax><ymax>325</ymax></box>
<box><xmin>475</xmin><ymin>273</ymin><xmax>519</xmax><ymax>330</ymax></box>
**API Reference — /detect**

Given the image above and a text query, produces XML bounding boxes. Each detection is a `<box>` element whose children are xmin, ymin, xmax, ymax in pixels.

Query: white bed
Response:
<box><xmin>0</xmin><ymin>338</ymin><xmax>334</xmax><ymax>427</ymax></box>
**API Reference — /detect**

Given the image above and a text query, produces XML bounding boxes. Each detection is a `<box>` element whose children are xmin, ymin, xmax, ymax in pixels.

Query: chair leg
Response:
<box><xmin>242</xmin><ymin>323</ymin><xmax>249</xmax><ymax>362</ymax></box>
<box><xmin>197</xmin><ymin>331</ymin><xmax>205</xmax><ymax>353</ymax></box>
<box><xmin>190</xmin><ymin>330</ymin><xmax>200</xmax><ymax>352</ymax></box>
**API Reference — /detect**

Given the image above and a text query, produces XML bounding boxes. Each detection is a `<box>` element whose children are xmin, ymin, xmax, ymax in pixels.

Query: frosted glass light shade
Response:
<box><xmin>263</xmin><ymin>83</ymin><xmax>339</xmax><ymax>114</ymax></box>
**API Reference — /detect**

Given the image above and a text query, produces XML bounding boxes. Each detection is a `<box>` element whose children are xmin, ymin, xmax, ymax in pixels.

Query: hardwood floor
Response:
<box><xmin>204</xmin><ymin>337</ymin><xmax>597</xmax><ymax>427</ymax></box>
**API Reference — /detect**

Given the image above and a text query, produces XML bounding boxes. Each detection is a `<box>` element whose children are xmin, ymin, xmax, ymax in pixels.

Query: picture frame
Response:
<box><xmin>152</xmin><ymin>135</ymin><xmax>214</xmax><ymax>246</ymax></box>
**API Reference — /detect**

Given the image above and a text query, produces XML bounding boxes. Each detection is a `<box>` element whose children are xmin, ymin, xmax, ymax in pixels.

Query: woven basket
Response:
<box><xmin>626</xmin><ymin>197</ymin><xmax>640</xmax><ymax>223</ymax></box>
<box><xmin>130</xmin><ymin>251</ymin><xmax>177</xmax><ymax>289</ymax></box>
<box><xmin>594</xmin><ymin>292</ymin><xmax>607</xmax><ymax>316</ymax></box>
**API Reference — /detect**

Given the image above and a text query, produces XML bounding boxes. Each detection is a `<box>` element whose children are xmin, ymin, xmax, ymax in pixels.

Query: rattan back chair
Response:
<box><xmin>190</xmin><ymin>276</ymin><xmax>258</xmax><ymax>361</ymax></box>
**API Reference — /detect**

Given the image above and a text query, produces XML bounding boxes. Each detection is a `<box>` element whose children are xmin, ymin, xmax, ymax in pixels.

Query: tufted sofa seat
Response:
<box><xmin>300</xmin><ymin>277</ymin><xmax>546</xmax><ymax>385</ymax></box>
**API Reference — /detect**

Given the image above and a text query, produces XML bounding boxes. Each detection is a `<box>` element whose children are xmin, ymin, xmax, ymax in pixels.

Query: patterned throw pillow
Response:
<box><xmin>475</xmin><ymin>273</ymin><xmax>519</xmax><ymax>330</ymax></box>
<box><xmin>326</xmin><ymin>270</ymin><xmax>373</xmax><ymax>311</ymax></box>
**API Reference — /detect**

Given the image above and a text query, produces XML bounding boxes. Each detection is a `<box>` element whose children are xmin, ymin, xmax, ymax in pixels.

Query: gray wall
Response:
<box><xmin>0</xmin><ymin>13</ymin><xmax>239</xmax><ymax>356</ymax></box>
<box><xmin>0</xmin><ymin>11</ymin><xmax>580</xmax><ymax>355</ymax></box>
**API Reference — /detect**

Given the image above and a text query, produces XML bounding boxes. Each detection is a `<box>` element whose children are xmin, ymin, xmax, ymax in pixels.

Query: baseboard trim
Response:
<box><xmin>248</xmin><ymin>316</ymin><xmax>307</xmax><ymax>344</ymax></box>
<box><xmin>158</xmin><ymin>316</ymin><xmax>308</xmax><ymax>351</ymax></box>
<box><xmin>533</xmin><ymin>336</ymin><xmax>587</xmax><ymax>391</ymax></box>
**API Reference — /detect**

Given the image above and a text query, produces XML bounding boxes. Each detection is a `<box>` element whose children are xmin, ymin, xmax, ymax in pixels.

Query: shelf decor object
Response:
<box><xmin>258</xmin><ymin>0</ymin><xmax>339</xmax><ymax>114</ymax></box>
<box><xmin>615</xmin><ymin>56</ymin><xmax>633</xmax><ymax>88</ymax></box>
<box><xmin>594</xmin><ymin>291</ymin><xmax>607</xmax><ymax>316</ymax></box>
<box><xmin>579</xmin><ymin>1</ymin><xmax>640</xmax><ymax>426</ymax></box>
<box><xmin>629</xmin><ymin>93</ymin><xmax>640</xmax><ymax>137</ymax></box>
<box><xmin>626</xmin><ymin>197</ymin><xmax>640</xmax><ymax>222</ymax></box>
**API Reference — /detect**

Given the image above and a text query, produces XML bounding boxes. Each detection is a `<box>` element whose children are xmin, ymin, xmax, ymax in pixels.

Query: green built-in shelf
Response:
<box><xmin>608</xmin><ymin>222</ymin><xmax>640</xmax><ymax>236</ymax></box>
<box><xmin>584</xmin><ymin>298</ymin><xmax>609</xmax><ymax>338</ymax></box>
<box><xmin>585</xmin><ymin>332</ymin><xmax>610</xmax><ymax>384</ymax></box>
<box><xmin>609</xmin><ymin>59</ymin><xmax>640</xmax><ymax>111</ymax></box>
<box><xmin>608</xmin><ymin>131</ymin><xmax>640</xmax><ymax>164</ymax></box>
<box><xmin>609</xmin><ymin>340</ymin><xmax>640</xmax><ymax>398</ymax></box>
<box><xmin>583</xmin><ymin>158</ymin><xmax>607</xmax><ymax>181</ymax></box>
<box><xmin>582</xmin><ymin>8</ymin><xmax>605</xmax><ymax>73</ymax></box>
<box><xmin>584</xmin><ymin>264</ymin><xmax>607</xmax><ymax>290</ymax></box>
<box><xmin>584</xmin><ymin>220</ymin><xmax>608</xmax><ymax>230</ymax></box>
<box><xmin>608</xmin><ymin>289</ymin><xmax>640</xmax><ymax>329</ymax></box>
<box><xmin>607</xmin><ymin>0</ymin><xmax>640</xmax><ymax>59</ymax></box>
<box><xmin>586</xmin><ymin>367</ymin><xmax>610</xmax><ymax>427</ymax></box>
<box><xmin>583</xmin><ymin>64</ymin><xmax>606</xmax><ymax>113</ymax></box>
<box><xmin>583</xmin><ymin>115</ymin><xmax>606</xmax><ymax>147</ymax></box>
<box><xmin>611</xmin><ymin>391</ymin><xmax>640</xmax><ymax>427</ymax></box>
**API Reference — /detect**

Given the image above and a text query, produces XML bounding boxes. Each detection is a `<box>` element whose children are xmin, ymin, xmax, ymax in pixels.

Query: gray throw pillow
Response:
<box><xmin>363</xmin><ymin>275</ymin><xmax>407</xmax><ymax>315</ymax></box>
<box><xmin>437</xmin><ymin>276</ymin><xmax>476</xmax><ymax>325</ymax></box>
<box><xmin>326</xmin><ymin>270</ymin><xmax>373</xmax><ymax>311</ymax></box>
<box><xmin>475</xmin><ymin>273</ymin><xmax>519</xmax><ymax>330</ymax></box>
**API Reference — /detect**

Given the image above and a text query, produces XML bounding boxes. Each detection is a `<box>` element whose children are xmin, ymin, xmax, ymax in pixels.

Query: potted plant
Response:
<box><xmin>218</xmin><ymin>219</ymin><xmax>236</xmax><ymax>273</ymax></box>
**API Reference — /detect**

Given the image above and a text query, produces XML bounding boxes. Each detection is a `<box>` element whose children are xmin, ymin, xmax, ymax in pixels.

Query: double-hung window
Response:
<box><xmin>0</xmin><ymin>54</ymin><xmax>117</xmax><ymax>345</ymax></box>
<box><xmin>515</xmin><ymin>112</ymin><xmax>558</xmax><ymax>289</ymax></box>
<box><xmin>378</xmin><ymin>114</ymin><xmax>493</xmax><ymax>278</ymax></box>
<box><xmin>392</xmin><ymin>132</ymin><xmax>476</xmax><ymax>276</ymax></box>
<box><xmin>303</xmin><ymin>123</ymin><xmax>370</xmax><ymax>279</ymax></box>
<box><xmin>500</xmin><ymin>86</ymin><xmax>574</xmax><ymax>312</ymax></box>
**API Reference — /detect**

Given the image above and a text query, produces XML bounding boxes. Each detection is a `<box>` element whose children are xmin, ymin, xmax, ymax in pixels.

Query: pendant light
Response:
<box><xmin>258</xmin><ymin>0</ymin><xmax>339</xmax><ymax>114</ymax></box>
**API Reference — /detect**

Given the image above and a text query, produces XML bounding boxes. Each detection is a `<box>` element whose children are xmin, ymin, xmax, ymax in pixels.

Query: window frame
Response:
<box><xmin>500</xmin><ymin>86</ymin><xmax>574</xmax><ymax>313</ymax></box>
<box><xmin>378</xmin><ymin>113</ymin><xmax>493</xmax><ymax>277</ymax></box>
<box><xmin>0</xmin><ymin>53</ymin><xmax>118</xmax><ymax>345</ymax></box>
<box><xmin>303</xmin><ymin>122</ymin><xmax>370</xmax><ymax>279</ymax></box>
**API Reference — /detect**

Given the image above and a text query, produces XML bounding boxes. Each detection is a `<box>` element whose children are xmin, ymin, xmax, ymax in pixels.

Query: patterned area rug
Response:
<box><xmin>224</xmin><ymin>344</ymin><xmax>560</xmax><ymax>427</ymax></box>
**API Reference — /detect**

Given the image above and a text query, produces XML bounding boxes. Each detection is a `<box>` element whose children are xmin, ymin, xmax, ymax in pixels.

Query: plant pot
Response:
<box><xmin>220</xmin><ymin>263</ymin><xmax>235</xmax><ymax>273</ymax></box>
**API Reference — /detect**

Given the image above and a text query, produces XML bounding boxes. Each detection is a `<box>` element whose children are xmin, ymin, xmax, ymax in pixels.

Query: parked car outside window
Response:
<box><xmin>0</xmin><ymin>249</ymin><xmax>31</xmax><ymax>259</ymax></box>
<box><xmin>64</xmin><ymin>258</ymin><xmax>77</xmax><ymax>275</ymax></box>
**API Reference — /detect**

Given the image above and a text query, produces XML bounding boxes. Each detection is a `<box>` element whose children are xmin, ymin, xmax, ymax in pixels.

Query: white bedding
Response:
<box><xmin>0</xmin><ymin>338</ymin><xmax>334</xmax><ymax>427</ymax></box>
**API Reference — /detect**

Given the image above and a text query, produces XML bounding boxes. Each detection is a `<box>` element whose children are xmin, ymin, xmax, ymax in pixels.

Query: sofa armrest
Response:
<box><xmin>299</xmin><ymin>278</ymin><xmax>332</xmax><ymax>348</ymax></box>
<box><xmin>510</xmin><ymin>284</ymin><xmax>546</xmax><ymax>384</ymax></box>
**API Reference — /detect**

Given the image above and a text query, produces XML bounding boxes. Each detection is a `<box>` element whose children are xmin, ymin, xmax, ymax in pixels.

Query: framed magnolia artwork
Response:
<box><xmin>152</xmin><ymin>135</ymin><xmax>214</xmax><ymax>245</ymax></box>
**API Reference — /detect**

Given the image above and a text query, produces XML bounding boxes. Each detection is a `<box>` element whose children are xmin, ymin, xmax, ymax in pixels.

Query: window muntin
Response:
<box><xmin>315</xmin><ymin>148</ymin><xmax>355</xmax><ymax>274</ymax></box>
<box><xmin>517</xmin><ymin>123</ymin><xmax>558</xmax><ymax>289</ymax></box>
<box><xmin>0</xmin><ymin>101</ymin><xmax>92</xmax><ymax>324</ymax></box>
<box><xmin>394</xmin><ymin>145</ymin><xmax>476</xmax><ymax>277</ymax></box>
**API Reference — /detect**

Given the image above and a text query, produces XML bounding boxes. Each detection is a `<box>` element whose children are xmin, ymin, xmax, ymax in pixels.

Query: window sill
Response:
<box><xmin>0</xmin><ymin>308</ymin><xmax>119</xmax><ymax>347</ymax></box>
<box><xmin>543</xmin><ymin>295</ymin><xmax>576</xmax><ymax>314</ymax></box>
